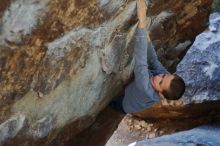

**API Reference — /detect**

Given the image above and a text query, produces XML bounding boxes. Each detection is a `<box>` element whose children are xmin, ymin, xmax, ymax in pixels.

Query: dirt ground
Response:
<box><xmin>106</xmin><ymin>114</ymin><xmax>216</xmax><ymax>146</ymax></box>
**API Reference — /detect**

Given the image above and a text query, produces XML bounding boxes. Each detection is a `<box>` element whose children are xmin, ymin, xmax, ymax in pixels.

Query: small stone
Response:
<box><xmin>35</xmin><ymin>39</ymin><xmax>42</xmax><ymax>47</ymax></box>
<box><xmin>134</xmin><ymin>124</ymin><xmax>141</xmax><ymax>130</ymax></box>
<box><xmin>159</xmin><ymin>130</ymin><xmax>165</xmax><ymax>135</ymax></box>
<box><xmin>147</xmin><ymin>126</ymin><xmax>151</xmax><ymax>131</ymax></box>
<box><xmin>37</xmin><ymin>92</ymin><xmax>44</xmax><ymax>98</ymax></box>
<box><xmin>140</xmin><ymin>120</ymin><xmax>149</xmax><ymax>128</ymax></box>
<box><xmin>148</xmin><ymin>133</ymin><xmax>156</xmax><ymax>139</ymax></box>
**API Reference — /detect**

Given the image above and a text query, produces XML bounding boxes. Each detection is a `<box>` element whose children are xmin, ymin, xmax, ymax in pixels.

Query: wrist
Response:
<box><xmin>138</xmin><ymin>21</ymin><xmax>147</xmax><ymax>28</ymax></box>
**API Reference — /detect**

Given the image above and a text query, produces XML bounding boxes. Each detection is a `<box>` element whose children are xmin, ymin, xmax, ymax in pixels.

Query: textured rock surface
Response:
<box><xmin>107</xmin><ymin>12</ymin><xmax>220</xmax><ymax>146</ymax></box>
<box><xmin>129</xmin><ymin>125</ymin><xmax>220</xmax><ymax>146</ymax></box>
<box><xmin>131</xmin><ymin>12</ymin><xmax>220</xmax><ymax>120</ymax></box>
<box><xmin>0</xmin><ymin>0</ymin><xmax>212</xmax><ymax>145</ymax></box>
<box><xmin>177</xmin><ymin>12</ymin><xmax>220</xmax><ymax>104</ymax></box>
<box><xmin>106</xmin><ymin>114</ymin><xmax>217</xmax><ymax>146</ymax></box>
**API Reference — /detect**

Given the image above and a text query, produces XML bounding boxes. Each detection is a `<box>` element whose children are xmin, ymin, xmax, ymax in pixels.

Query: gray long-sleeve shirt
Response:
<box><xmin>122</xmin><ymin>28</ymin><xmax>169</xmax><ymax>113</ymax></box>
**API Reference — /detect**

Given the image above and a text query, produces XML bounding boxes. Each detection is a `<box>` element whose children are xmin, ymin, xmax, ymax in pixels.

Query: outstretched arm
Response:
<box><xmin>137</xmin><ymin>0</ymin><xmax>169</xmax><ymax>74</ymax></box>
<box><xmin>147</xmin><ymin>41</ymin><xmax>170</xmax><ymax>74</ymax></box>
<box><xmin>133</xmin><ymin>0</ymin><xmax>151</xmax><ymax>93</ymax></box>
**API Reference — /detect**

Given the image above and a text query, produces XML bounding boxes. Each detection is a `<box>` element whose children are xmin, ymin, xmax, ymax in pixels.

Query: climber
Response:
<box><xmin>110</xmin><ymin>0</ymin><xmax>185</xmax><ymax>115</ymax></box>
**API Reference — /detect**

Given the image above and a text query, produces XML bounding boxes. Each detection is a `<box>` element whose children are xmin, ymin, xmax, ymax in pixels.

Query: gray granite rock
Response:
<box><xmin>177</xmin><ymin>12</ymin><xmax>220</xmax><ymax>104</ymax></box>
<box><xmin>129</xmin><ymin>125</ymin><xmax>220</xmax><ymax>146</ymax></box>
<box><xmin>0</xmin><ymin>0</ymin><xmax>213</xmax><ymax>145</ymax></box>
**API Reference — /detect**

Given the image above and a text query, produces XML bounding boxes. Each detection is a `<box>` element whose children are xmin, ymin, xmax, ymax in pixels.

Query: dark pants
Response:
<box><xmin>109</xmin><ymin>95</ymin><xmax>126</xmax><ymax>113</ymax></box>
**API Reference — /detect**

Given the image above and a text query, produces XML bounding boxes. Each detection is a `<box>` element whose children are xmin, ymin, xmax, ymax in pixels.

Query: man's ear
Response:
<box><xmin>159</xmin><ymin>92</ymin><xmax>165</xmax><ymax>99</ymax></box>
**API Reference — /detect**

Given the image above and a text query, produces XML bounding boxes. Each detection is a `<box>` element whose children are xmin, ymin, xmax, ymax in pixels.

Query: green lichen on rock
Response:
<box><xmin>212</xmin><ymin>1</ymin><xmax>220</xmax><ymax>12</ymax></box>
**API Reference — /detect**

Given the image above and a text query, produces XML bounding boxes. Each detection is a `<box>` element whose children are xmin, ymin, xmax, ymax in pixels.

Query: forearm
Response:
<box><xmin>135</xmin><ymin>28</ymin><xmax>161</xmax><ymax>70</ymax></box>
<box><xmin>137</xmin><ymin>0</ymin><xmax>147</xmax><ymax>29</ymax></box>
<box><xmin>134</xmin><ymin>28</ymin><xmax>150</xmax><ymax>92</ymax></box>
<box><xmin>147</xmin><ymin>42</ymin><xmax>169</xmax><ymax>74</ymax></box>
<box><xmin>134</xmin><ymin>28</ymin><xmax>148</xmax><ymax>66</ymax></box>
<box><xmin>133</xmin><ymin>0</ymin><xmax>151</xmax><ymax>91</ymax></box>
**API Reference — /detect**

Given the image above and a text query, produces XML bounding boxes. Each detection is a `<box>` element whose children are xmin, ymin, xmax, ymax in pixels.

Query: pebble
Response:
<box><xmin>147</xmin><ymin>126</ymin><xmax>151</xmax><ymax>131</ymax></box>
<box><xmin>159</xmin><ymin>130</ymin><xmax>165</xmax><ymax>135</ymax></box>
<box><xmin>128</xmin><ymin>119</ymin><xmax>132</xmax><ymax>123</ymax></box>
<box><xmin>134</xmin><ymin>124</ymin><xmax>141</xmax><ymax>130</ymax></box>
<box><xmin>147</xmin><ymin>133</ymin><xmax>156</xmax><ymax>139</ymax></box>
<box><xmin>140</xmin><ymin>120</ymin><xmax>149</xmax><ymax>128</ymax></box>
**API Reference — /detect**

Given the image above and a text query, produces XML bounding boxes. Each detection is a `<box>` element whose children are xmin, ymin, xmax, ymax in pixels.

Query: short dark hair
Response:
<box><xmin>162</xmin><ymin>74</ymin><xmax>185</xmax><ymax>100</ymax></box>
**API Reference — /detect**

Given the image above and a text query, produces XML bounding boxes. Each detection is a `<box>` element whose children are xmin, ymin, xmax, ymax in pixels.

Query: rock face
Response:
<box><xmin>106</xmin><ymin>113</ymin><xmax>217</xmax><ymax>146</ymax></box>
<box><xmin>116</xmin><ymin>12</ymin><xmax>220</xmax><ymax>146</ymax></box>
<box><xmin>129</xmin><ymin>125</ymin><xmax>220</xmax><ymax>146</ymax></box>
<box><xmin>108</xmin><ymin>11</ymin><xmax>220</xmax><ymax>146</ymax></box>
<box><xmin>0</xmin><ymin>0</ymin><xmax>212</xmax><ymax>145</ymax></box>
<box><xmin>177</xmin><ymin>12</ymin><xmax>220</xmax><ymax>104</ymax></box>
<box><xmin>131</xmin><ymin>12</ymin><xmax>220</xmax><ymax>120</ymax></box>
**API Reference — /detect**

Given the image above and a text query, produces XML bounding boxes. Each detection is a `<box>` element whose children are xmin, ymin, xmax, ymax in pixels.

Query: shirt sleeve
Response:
<box><xmin>146</xmin><ymin>33</ymin><xmax>170</xmax><ymax>74</ymax></box>
<box><xmin>133</xmin><ymin>28</ymin><xmax>152</xmax><ymax>93</ymax></box>
<box><xmin>144</xmin><ymin>17</ymin><xmax>169</xmax><ymax>74</ymax></box>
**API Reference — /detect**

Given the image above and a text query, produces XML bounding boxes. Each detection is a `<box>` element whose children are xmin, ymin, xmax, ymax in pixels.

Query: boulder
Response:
<box><xmin>177</xmin><ymin>12</ymin><xmax>220</xmax><ymax>104</ymax></box>
<box><xmin>107</xmin><ymin>10</ymin><xmax>220</xmax><ymax>146</ymax></box>
<box><xmin>133</xmin><ymin>12</ymin><xmax>220</xmax><ymax>120</ymax></box>
<box><xmin>129</xmin><ymin>125</ymin><xmax>220</xmax><ymax>146</ymax></box>
<box><xmin>0</xmin><ymin>0</ymin><xmax>212</xmax><ymax>145</ymax></box>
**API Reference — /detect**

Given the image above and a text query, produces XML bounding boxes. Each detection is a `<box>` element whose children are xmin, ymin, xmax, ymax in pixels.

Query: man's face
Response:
<box><xmin>151</xmin><ymin>74</ymin><xmax>175</xmax><ymax>93</ymax></box>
